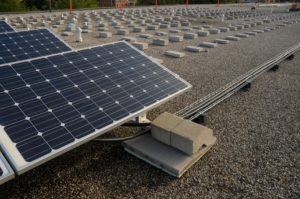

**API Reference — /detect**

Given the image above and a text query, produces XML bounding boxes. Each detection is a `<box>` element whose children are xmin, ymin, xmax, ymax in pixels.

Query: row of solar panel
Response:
<box><xmin>0</xmin><ymin>29</ymin><xmax>72</xmax><ymax>65</ymax></box>
<box><xmin>0</xmin><ymin>41</ymin><xmax>190</xmax><ymax>175</ymax></box>
<box><xmin>0</xmin><ymin>21</ymin><xmax>15</xmax><ymax>33</ymax></box>
<box><xmin>0</xmin><ymin>22</ymin><xmax>75</xmax><ymax>185</ymax></box>
<box><xmin>0</xmin><ymin>20</ymin><xmax>190</xmax><ymax>184</ymax></box>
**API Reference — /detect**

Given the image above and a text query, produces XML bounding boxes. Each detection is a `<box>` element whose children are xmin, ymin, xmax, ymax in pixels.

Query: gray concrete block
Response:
<box><xmin>132</xmin><ymin>42</ymin><xmax>148</xmax><ymax>50</ymax></box>
<box><xmin>256</xmin><ymin>21</ymin><xmax>263</xmax><ymax>25</ymax></box>
<box><xmin>99</xmin><ymin>31</ymin><xmax>112</xmax><ymax>38</ymax></box>
<box><xmin>169</xmin><ymin>29</ymin><xmax>181</xmax><ymax>33</ymax></box>
<box><xmin>151</xmin><ymin>112</ymin><xmax>183</xmax><ymax>145</ymax></box>
<box><xmin>98</xmin><ymin>27</ymin><xmax>109</xmax><ymax>31</ymax></box>
<box><xmin>214</xmin><ymin>39</ymin><xmax>230</xmax><ymax>44</ymax></box>
<box><xmin>169</xmin><ymin>35</ymin><xmax>183</xmax><ymax>42</ymax></box>
<box><xmin>236</xmin><ymin>25</ymin><xmax>244</xmax><ymax>30</ymax></box>
<box><xmin>153</xmin><ymin>38</ymin><xmax>169</xmax><ymax>46</ymax></box>
<box><xmin>121</xmin><ymin>37</ymin><xmax>137</xmax><ymax>42</ymax></box>
<box><xmin>171</xmin><ymin>23</ymin><xmax>181</xmax><ymax>28</ymax></box>
<box><xmin>140</xmin><ymin>34</ymin><xmax>153</xmax><ymax>39</ymax></box>
<box><xmin>199</xmin><ymin>42</ymin><xmax>217</xmax><ymax>48</ymax></box>
<box><xmin>235</xmin><ymin>33</ymin><xmax>249</xmax><ymax>38</ymax></box>
<box><xmin>133</xmin><ymin>26</ymin><xmax>145</xmax><ymax>32</ymax></box>
<box><xmin>225</xmin><ymin>36</ymin><xmax>240</xmax><ymax>41</ymax></box>
<box><xmin>61</xmin><ymin>31</ymin><xmax>72</xmax><ymax>36</ymax></box>
<box><xmin>185</xmin><ymin>46</ymin><xmax>205</xmax><ymax>53</ymax></box>
<box><xmin>203</xmin><ymin>25</ymin><xmax>212</xmax><ymax>28</ymax></box>
<box><xmin>183</xmin><ymin>32</ymin><xmax>197</xmax><ymax>39</ymax></box>
<box><xmin>192</xmin><ymin>26</ymin><xmax>203</xmax><ymax>30</ymax></box>
<box><xmin>245</xmin><ymin>31</ymin><xmax>257</xmax><ymax>36</ymax></box>
<box><xmin>164</xmin><ymin>50</ymin><xmax>185</xmax><ymax>58</ymax></box>
<box><xmin>160</xmin><ymin>24</ymin><xmax>170</xmax><ymax>29</ymax></box>
<box><xmin>171</xmin><ymin>119</ymin><xmax>215</xmax><ymax>155</ymax></box>
<box><xmin>117</xmin><ymin>29</ymin><xmax>129</xmax><ymax>35</ymax></box>
<box><xmin>219</xmin><ymin>27</ymin><xmax>229</xmax><ymax>32</ymax></box>
<box><xmin>229</xmin><ymin>26</ymin><xmax>237</xmax><ymax>31</ymax></box>
<box><xmin>197</xmin><ymin>31</ymin><xmax>210</xmax><ymax>37</ymax></box>
<box><xmin>208</xmin><ymin>28</ymin><xmax>220</xmax><ymax>34</ymax></box>
<box><xmin>82</xmin><ymin>29</ymin><xmax>92</xmax><ymax>33</ymax></box>
<box><xmin>155</xmin><ymin>31</ymin><xmax>168</xmax><ymax>36</ymax></box>
<box><xmin>147</xmin><ymin>25</ymin><xmax>158</xmax><ymax>30</ymax></box>
<box><xmin>123</xmin><ymin>133</ymin><xmax>216</xmax><ymax>177</ymax></box>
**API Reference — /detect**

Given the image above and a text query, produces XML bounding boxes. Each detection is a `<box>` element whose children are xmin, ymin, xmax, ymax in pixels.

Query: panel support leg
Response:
<box><xmin>240</xmin><ymin>82</ymin><xmax>251</xmax><ymax>92</ymax></box>
<box><xmin>286</xmin><ymin>54</ymin><xmax>294</xmax><ymax>60</ymax></box>
<box><xmin>191</xmin><ymin>114</ymin><xmax>205</xmax><ymax>124</ymax></box>
<box><xmin>268</xmin><ymin>64</ymin><xmax>279</xmax><ymax>72</ymax></box>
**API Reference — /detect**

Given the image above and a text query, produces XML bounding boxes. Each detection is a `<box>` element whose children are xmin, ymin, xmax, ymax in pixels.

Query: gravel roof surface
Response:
<box><xmin>0</xmin><ymin>5</ymin><xmax>299</xmax><ymax>199</ymax></box>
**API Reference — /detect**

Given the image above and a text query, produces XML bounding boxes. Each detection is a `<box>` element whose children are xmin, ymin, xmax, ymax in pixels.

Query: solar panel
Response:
<box><xmin>0</xmin><ymin>41</ymin><xmax>191</xmax><ymax>174</ymax></box>
<box><xmin>0</xmin><ymin>29</ymin><xmax>72</xmax><ymax>65</ymax></box>
<box><xmin>0</xmin><ymin>152</ymin><xmax>14</xmax><ymax>185</ymax></box>
<box><xmin>0</xmin><ymin>21</ymin><xmax>15</xmax><ymax>33</ymax></box>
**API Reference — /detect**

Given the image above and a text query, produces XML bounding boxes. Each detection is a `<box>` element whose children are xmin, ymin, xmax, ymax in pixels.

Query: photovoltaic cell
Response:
<box><xmin>0</xmin><ymin>152</ymin><xmax>14</xmax><ymax>185</ymax></box>
<box><xmin>0</xmin><ymin>21</ymin><xmax>15</xmax><ymax>33</ymax></box>
<box><xmin>0</xmin><ymin>41</ymin><xmax>191</xmax><ymax>174</ymax></box>
<box><xmin>0</xmin><ymin>29</ymin><xmax>72</xmax><ymax>65</ymax></box>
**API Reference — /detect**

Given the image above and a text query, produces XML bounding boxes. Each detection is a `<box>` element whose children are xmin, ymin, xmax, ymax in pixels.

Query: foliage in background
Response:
<box><xmin>0</xmin><ymin>0</ymin><xmax>27</xmax><ymax>12</ymax></box>
<box><xmin>138</xmin><ymin>0</ymin><xmax>238</xmax><ymax>5</ymax></box>
<box><xmin>1</xmin><ymin>0</ymin><xmax>296</xmax><ymax>12</ymax></box>
<box><xmin>53</xmin><ymin>0</ymin><xmax>98</xmax><ymax>9</ymax></box>
<box><xmin>22</xmin><ymin>0</ymin><xmax>98</xmax><ymax>10</ymax></box>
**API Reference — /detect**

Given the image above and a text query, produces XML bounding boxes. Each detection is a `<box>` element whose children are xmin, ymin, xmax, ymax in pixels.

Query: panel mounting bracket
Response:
<box><xmin>286</xmin><ymin>54</ymin><xmax>294</xmax><ymax>60</ymax></box>
<box><xmin>240</xmin><ymin>81</ymin><xmax>251</xmax><ymax>92</ymax></box>
<box><xmin>122</xmin><ymin>113</ymin><xmax>151</xmax><ymax>127</ymax></box>
<box><xmin>268</xmin><ymin>64</ymin><xmax>279</xmax><ymax>72</ymax></box>
<box><xmin>191</xmin><ymin>114</ymin><xmax>205</xmax><ymax>124</ymax></box>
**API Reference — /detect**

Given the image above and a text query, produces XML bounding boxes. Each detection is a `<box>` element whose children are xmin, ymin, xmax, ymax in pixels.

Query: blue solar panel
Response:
<box><xmin>0</xmin><ymin>29</ymin><xmax>72</xmax><ymax>65</ymax></box>
<box><xmin>0</xmin><ymin>41</ymin><xmax>191</xmax><ymax>174</ymax></box>
<box><xmin>0</xmin><ymin>21</ymin><xmax>15</xmax><ymax>33</ymax></box>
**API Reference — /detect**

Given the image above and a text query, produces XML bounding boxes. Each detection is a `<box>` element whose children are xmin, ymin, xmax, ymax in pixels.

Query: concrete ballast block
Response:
<box><xmin>117</xmin><ymin>29</ymin><xmax>129</xmax><ymax>35</ymax></box>
<box><xmin>99</xmin><ymin>32</ymin><xmax>112</xmax><ymax>38</ymax></box>
<box><xmin>225</xmin><ymin>36</ymin><xmax>240</xmax><ymax>41</ymax></box>
<box><xmin>208</xmin><ymin>28</ymin><xmax>220</xmax><ymax>34</ymax></box>
<box><xmin>197</xmin><ymin>31</ymin><xmax>209</xmax><ymax>37</ymax></box>
<box><xmin>171</xmin><ymin>119</ymin><xmax>215</xmax><ymax>155</ymax></box>
<box><xmin>153</xmin><ymin>38</ymin><xmax>169</xmax><ymax>46</ymax></box>
<box><xmin>219</xmin><ymin>27</ymin><xmax>229</xmax><ymax>32</ymax></box>
<box><xmin>214</xmin><ymin>39</ymin><xmax>229</xmax><ymax>44</ymax></box>
<box><xmin>185</xmin><ymin>46</ymin><xmax>205</xmax><ymax>53</ymax></box>
<box><xmin>132</xmin><ymin>42</ymin><xmax>148</xmax><ymax>50</ymax></box>
<box><xmin>199</xmin><ymin>42</ymin><xmax>217</xmax><ymax>48</ymax></box>
<box><xmin>139</xmin><ymin>34</ymin><xmax>153</xmax><ymax>39</ymax></box>
<box><xmin>184</xmin><ymin>33</ymin><xmax>197</xmax><ymax>39</ymax></box>
<box><xmin>151</xmin><ymin>112</ymin><xmax>183</xmax><ymax>145</ymax></box>
<box><xmin>151</xmin><ymin>112</ymin><xmax>215</xmax><ymax>155</ymax></box>
<box><xmin>164</xmin><ymin>51</ymin><xmax>185</xmax><ymax>58</ymax></box>
<box><xmin>235</xmin><ymin>33</ymin><xmax>249</xmax><ymax>38</ymax></box>
<box><xmin>169</xmin><ymin>35</ymin><xmax>183</xmax><ymax>42</ymax></box>
<box><xmin>121</xmin><ymin>37</ymin><xmax>137</xmax><ymax>42</ymax></box>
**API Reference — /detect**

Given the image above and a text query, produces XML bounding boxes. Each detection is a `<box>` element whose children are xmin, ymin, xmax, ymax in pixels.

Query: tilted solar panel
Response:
<box><xmin>0</xmin><ymin>152</ymin><xmax>14</xmax><ymax>185</ymax></box>
<box><xmin>0</xmin><ymin>21</ymin><xmax>15</xmax><ymax>33</ymax></box>
<box><xmin>0</xmin><ymin>29</ymin><xmax>72</xmax><ymax>65</ymax></box>
<box><xmin>0</xmin><ymin>41</ymin><xmax>191</xmax><ymax>174</ymax></box>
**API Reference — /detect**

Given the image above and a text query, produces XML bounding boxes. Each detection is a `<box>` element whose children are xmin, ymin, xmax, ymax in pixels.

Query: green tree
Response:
<box><xmin>23</xmin><ymin>0</ymin><xmax>50</xmax><ymax>10</ymax></box>
<box><xmin>53</xmin><ymin>0</ymin><xmax>98</xmax><ymax>9</ymax></box>
<box><xmin>0</xmin><ymin>0</ymin><xmax>26</xmax><ymax>12</ymax></box>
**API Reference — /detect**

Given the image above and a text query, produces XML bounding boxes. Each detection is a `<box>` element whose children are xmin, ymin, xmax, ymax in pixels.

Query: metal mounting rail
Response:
<box><xmin>176</xmin><ymin>43</ymin><xmax>300</xmax><ymax>121</ymax></box>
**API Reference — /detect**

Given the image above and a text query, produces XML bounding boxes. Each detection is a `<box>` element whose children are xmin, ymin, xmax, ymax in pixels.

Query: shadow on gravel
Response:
<box><xmin>0</xmin><ymin>140</ymin><xmax>176</xmax><ymax>198</ymax></box>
